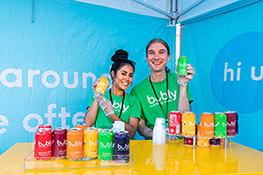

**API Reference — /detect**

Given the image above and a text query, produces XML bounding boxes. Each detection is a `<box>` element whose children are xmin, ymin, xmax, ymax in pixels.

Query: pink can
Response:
<box><xmin>169</xmin><ymin>111</ymin><xmax>182</xmax><ymax>135</ymax></box>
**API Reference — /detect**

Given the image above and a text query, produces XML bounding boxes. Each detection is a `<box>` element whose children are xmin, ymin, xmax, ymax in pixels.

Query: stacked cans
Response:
<box><xmin>225</xmin><ymin>111</ymin><xmax>238</xmax><ymax>137</ymax></box>
<box><xmin>52</xmin><ymin>128</ymin><xmax>67</xmax><ymax>159</ymax></box>
<box><xmin>84</xmin><ymin>128</ymin><xmax>99</xmax><ymax>159</ymax></box>
<box><xmin>113</xmin><ymin>131</ymin><xmax>130</xmax><ymax>163</ymax></box>
<box><xmin>34</xmin><ymin>128</ymin><xmax>52</xmax><ymax>160</ymax></box>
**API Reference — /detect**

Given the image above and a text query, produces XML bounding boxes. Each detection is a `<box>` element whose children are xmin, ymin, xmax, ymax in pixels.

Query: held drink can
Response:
<box><xmin>225</xmin><ymin>111</ymin><xmax>237</xmax><ymax>137</ymax></box>
<box><xmin>177</xmin><ymin>56</ymin><xmax>188</xmax><ymax>76</ymax></box>
<box><xmin>214</xmin><ymin>112</ymin><xmax>227</xmax><ymax>138</ymax></box>
<box><xmin>113</xmin><ymin>131</ymin><xmax>130</xmax><ymax>163</ymax></box>
<box><xmin>66</xmin><ymin>128</ymin><xmax>83</xmax><ymax>160</ymax></box>
<box><xmin>34</xmin><ymin>128</ymin><xmax>52</xmax><ymax>160</ymax></box>
<box><xmin>52</xmin><ymin>128</ymin><xmax>67</xmax><ymax>159</ymax></box>
<box><xmin>98</xmin><ymin>129</ymin><xmax>114</xmax><ymax>161</ymax></box>
<box><xmin>169</xmin><ymin>111</ymin><xmax>182</xmax><ymax>135</ymax></box>
<box><xmin>94</xmin><ymin>76</ymin><xmax>108</xmax><ymax>95</ymax></box>
<box><xmin>84</xmin><ymin>128</ymin><xmax>98</xmax><ymax>159</ymax></box>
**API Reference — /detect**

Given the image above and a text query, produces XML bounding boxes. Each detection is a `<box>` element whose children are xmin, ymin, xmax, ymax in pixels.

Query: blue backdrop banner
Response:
<box><xmin>181</xmin><ymin>2</ymin><xmax>263</xmax><ymax>151</ymax></box>
<box><xmin>0</xmin><ymin>0</ymin><xmax>175</xmax><ymax>154</ymax></box>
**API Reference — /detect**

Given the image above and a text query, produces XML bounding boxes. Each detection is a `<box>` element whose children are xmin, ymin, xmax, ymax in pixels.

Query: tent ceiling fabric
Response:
<box><xmin>75</xmin><ymin>0</ymin><xmax>261</xmax><ymax>24</ymax></box>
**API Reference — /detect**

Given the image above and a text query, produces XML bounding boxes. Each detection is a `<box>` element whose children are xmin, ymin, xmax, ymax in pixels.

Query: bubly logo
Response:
<box><xmin>100</xmin><ymin>142</ymin><xmax>113</xmax><ymax>148</ymax></box>
<box><xmin>88</xmin><ymin>140</ymin><xmax>97</xmax><ymax>146</ymax></box>
<box><xmin>184</xmin><ymin>121</ymin><xmax>195</xmax><ymax>126</ymax></box>
<box><xmin>147</xmin><ymin>90</ymin><xmax>176</xmax><ymax>105</ymax></box>
<box><xmin>117</xmin><ymin>143</ymin><xmax>129</xmax><ymax>151</ymax></box>
<box><xmin>68</xmin><ymin>140</ymin><xmax>82</xmax><ymax>147</ymax></box>
<box><xmin>57</xmin><ymin>140</ymin><xmax>66</xmax><ymax>146</ymax></box>
<box><xmin>227</xmin><ymin>121</ymin><xmax>236</xmax><ymax>127</ymax></box>
<box><xmin>203</xmin><ymin>122</ymin><xmax>214</xmax><ymax>128</ymax></box>
<box><xmin>112</xmin><ymin>101</ymin><xmax>129</xmax><ymax>113</ymax></box>
<box><xmin>38</xmin><ymin>141</ymin><xmax>51</xmax><ymax>148</ymax></box>
<box><xmin>210</xmin><ymin>32</ymin><xmax>263</xmax><ymax>113</ymax></box>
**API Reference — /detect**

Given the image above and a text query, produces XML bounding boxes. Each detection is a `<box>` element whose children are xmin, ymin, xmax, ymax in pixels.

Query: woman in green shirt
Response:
<box><xmin>84</xmin><ymin>50</ymin><xmax>141</xmax><ymax>138</ymax></box>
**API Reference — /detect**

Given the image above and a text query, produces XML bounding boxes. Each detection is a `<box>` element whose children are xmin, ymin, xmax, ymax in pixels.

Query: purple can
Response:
<box><xmin>210</xmin><ymin>138</ymin><xmax>220</xmax><ymax>146</ymax></box>
<box><xmin>225</xmin><ymin>111</ymin><xmax>237</xmax><ymax>137</ymax></box>
<box><xmin>52</xmin><ymin>128</ymin><xmax>67</xmax><ymax>158</ymax></box>
<box><xmin>113</xmin><ymin>131</ymin><xmax>130</xmax><ymax>163</ymax></box>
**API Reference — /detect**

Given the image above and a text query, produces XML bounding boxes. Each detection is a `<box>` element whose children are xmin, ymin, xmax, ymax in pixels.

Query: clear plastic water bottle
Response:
<box><xmin>153</xmin><ymin>118</ymin><xmax>166</xmax><ymax>145</ymax></box>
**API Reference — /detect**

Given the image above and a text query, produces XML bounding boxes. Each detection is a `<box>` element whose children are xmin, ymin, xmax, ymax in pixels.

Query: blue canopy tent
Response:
<box><xmin>0</xmin><ymin>0</ymin><xmax>262</xmax><ymax>154</ymax></box>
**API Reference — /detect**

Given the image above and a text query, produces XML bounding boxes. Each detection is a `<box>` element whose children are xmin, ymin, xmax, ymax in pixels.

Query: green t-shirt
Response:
<box><xmin>88</xmin><ymin>90</ymin><xmax>141</xmax><ymax>129</ymax></box>
<box><xmin>131</xmin><ymin>73</ymin><xmax>193</xmax><ymax>129</ymax></box>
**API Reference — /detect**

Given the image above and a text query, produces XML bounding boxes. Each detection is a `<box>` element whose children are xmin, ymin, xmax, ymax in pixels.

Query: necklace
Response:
<box><xmin>149</xmin><ymin>73</ymin><xmax>169</xmax><ymax>120</ymax></box>
<box><xmin>109</xmin><ymin>89</ymin><xmax>125</xmax><ymax>118</ymax></box>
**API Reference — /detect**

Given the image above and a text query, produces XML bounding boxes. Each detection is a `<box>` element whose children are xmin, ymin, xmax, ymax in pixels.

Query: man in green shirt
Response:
<box><xmin>131</xmin><ymin>39</ymin><xmax>195</xmax><ymax>139</ymax></box>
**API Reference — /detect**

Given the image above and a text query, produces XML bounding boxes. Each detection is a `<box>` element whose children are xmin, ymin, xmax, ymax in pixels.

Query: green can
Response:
<box><xmin>98</xmin><ymin>129</ymin><xmax>114</xmax><ymax>161</ymax></box>
<box><xmin>177</xmin><ymin>56</ymin><xmax>188</xmax><ymax>76</ymax></box>
<box><xmin>214</xmin><ymin>112</ymin><xmax>227</xmax><ymax>138</ymax></box>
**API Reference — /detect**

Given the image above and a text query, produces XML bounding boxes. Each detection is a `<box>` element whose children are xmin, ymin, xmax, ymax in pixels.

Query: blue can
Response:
<box><xmin>113</xmin><ymin>131</ymin><xmax>130</xmax><ymax>163</ymax></box>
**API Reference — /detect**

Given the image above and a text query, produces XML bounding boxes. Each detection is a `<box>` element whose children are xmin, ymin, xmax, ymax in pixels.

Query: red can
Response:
<box><xmin>184</xmin><ymin>137</ymin><xmax>193</xmax><ymax>146</ymax></box>
<box><xmin>225</xmin><ymin>111</ymin><xmax>237</xmax><ymax>137</ymax></box>
<box><xmin>169</xmin><ymin>111</ymin><xmax>182</xmax><ymax>135</ymax></box>
<box><xmin>38</xmin><ymin>124</ymin><xmax>52</xmax><ymax>130</ymax></box>
<box><xmin>52</xmin><ymin>128</ymin><xmax>67</xmax><ymax>159</ymax></box>
<box><xmin>34</xmin><ymin>128</ymin><xmax>52</xmax><ymax>160</ymax></box>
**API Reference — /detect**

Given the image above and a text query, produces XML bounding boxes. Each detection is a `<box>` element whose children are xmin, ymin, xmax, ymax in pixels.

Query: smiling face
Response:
<box><xmin>146</xmin><ymin>42</ymin><xmax>170</xmax><ymax>73</ymax></box>
<box><xmin>111</xmin><ymin>64</ymin><xmax>134</xmax><ymax>91</ymax></box>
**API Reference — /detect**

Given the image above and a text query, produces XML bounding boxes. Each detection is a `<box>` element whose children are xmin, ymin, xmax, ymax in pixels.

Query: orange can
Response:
<box><xmin>200</xmin><ymin>112</ymin><xmax>214</xmax><ymax>138</ymax></box>
<box><xmin>66</xmin><ymin>128</ymin><xmax>83</xmax><ymax>160</ymax></box>
<box><xmin>94</xmin><ymin>76</ymin><xmax>108</xmax><ymax>95</ymax></box>
<box><xmin>84</xmin><ymin>128</ymin><xmax>98</xmax><ymax>159</ymax></box>
<box><xmin>182</xmin><ymin>112</ymin><xmax>196</xmax><ymax>137</ymax></box>
<box><xmin>197</xmin><ymin>124</ymin><xmax>210</xmax><ymax>147</ymax></box>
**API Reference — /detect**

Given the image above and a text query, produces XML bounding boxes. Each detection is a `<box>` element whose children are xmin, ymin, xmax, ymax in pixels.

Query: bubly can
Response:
<box><xmin>84</xmin><ymin>128</ymin><xmax>98</xmax><ymax>159</ymax></box>
<box><xmin>225</xmin><ymin>111</ymin><xmax>237</xmax><ymax>137</ymax></box>
<box><xmin>197</xmin><ymin>124</ymin><xmax>210</xmax><ymax>147</ymax></box>
<box><xmin>52</xmin><ymin>128</ymin><xmax>67</xmax><ymax>159</ymax></box>
<box><xmin>113</xmin><ymin>131</ymin><xmax>130</xmax><ymax>163</ymax></box>
<box><xmin>34</xmin><ymin>128</ymin><xmax>52</xmax><ymax>160</ymax></box>
<box><xmin>169</xmin><ymin>111</ymin><xmax>182</xmax><ymax>135</ymax></box>
<box><xmin>95</xmin><ymin>76</ymin><xmax>108</xmax><ymax>95</ymax></box>
<box><xmin>182</xmin><ymin>112</ymin><xmax>196</xmax><ymax>137</ymax></box>
<box><xmin>98</xmin><ymin>129</ymin><xmax>114</xmax><ymax>161</ymax></box>
<box><xmin>66</xmin><ymin>128</ymin><xmax>83</xmax><ymax>160</ymax></box>
<box><xmin>184</xmin><ymin>137</ymin><xmax>194</xmax><ymax>146</ymax></box>
<box><xmin>214</xmin><ymin>112</ymin><xmax>227</xmax><ymax>138</ymax></box>
<box><xmin>177</xmin><ymin>56</ymin><xmax>188</xmax><ymax>76</ymax></box>
<box><xmin>210</xmin><ymin>138</ymin><xmax>221</xmax><ymax>146</ymax></box>
<box><xmin>200</xmin><ymin>113</ymin><xmax>214</xmax><ymax>138</ymax></box>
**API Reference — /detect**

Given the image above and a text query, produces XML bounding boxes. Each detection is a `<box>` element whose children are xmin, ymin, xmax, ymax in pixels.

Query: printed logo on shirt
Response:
<box><xmin>146</xmin><ymin>90</ymin><xmax>177</xmax><ymax>105</ymax></box>
<box><xmin>112</xmin><ymin>100</ymin><xmax>129</xmax><ymax>113</ymax></box>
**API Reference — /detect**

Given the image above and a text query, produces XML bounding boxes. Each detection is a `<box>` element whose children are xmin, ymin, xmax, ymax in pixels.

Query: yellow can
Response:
<box><xmin>95</xmin><ymin>76</ymin><xmax>108</xmax><ymax>95</ymax></box>
<box><xmin>84</xmin><ymin>128</ymin><xmax>98</xmax><ymax>159</ymax></box>
<box><xmin>182</xmin><ymin>112</ymin><xmax>196</xmax><ymax>137</ymax></box>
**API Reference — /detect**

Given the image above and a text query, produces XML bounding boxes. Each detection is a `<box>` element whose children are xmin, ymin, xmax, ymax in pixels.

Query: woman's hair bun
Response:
<box><xmin>111</xmin><ymin>49</ymin><xmax>128</xmax><ymax>62</ymax></box>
